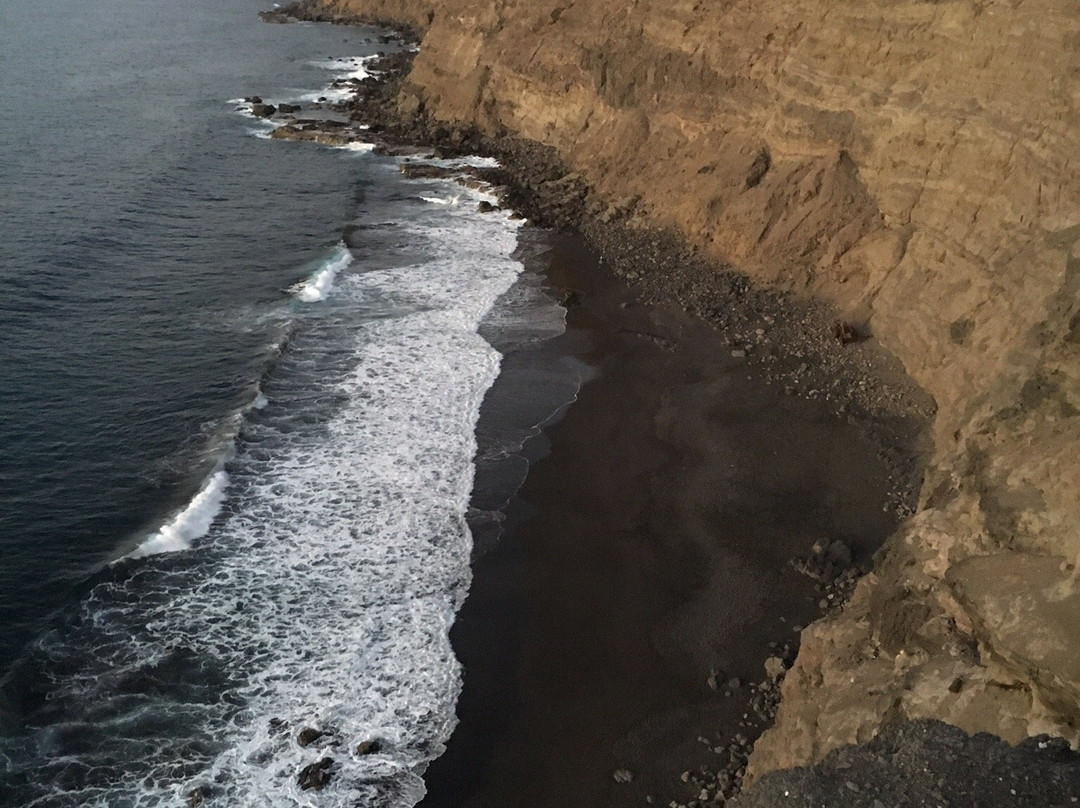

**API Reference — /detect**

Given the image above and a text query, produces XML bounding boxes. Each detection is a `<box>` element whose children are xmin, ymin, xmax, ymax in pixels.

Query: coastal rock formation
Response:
<box><xmin>302</xmin><ymin>0</ymin><xmax>1080</xmax><ymax>777</ymax></box>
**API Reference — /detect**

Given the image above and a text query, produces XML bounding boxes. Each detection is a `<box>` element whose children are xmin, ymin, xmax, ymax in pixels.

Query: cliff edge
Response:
<box><xmin>301</xmin><ymin>0</ymin><xmax>1080</xmax><ymax>777</ymax></box>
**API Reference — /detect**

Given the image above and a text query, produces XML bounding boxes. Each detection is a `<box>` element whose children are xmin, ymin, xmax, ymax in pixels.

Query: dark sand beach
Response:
<box><xmin>420</xmin><ymin>232</ymin><xmax>912</xmax><ymax>808</ymax></box>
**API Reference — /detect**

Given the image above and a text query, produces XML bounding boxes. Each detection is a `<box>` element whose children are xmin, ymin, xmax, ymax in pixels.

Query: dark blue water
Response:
<box><xmin>0</xmin><ymin>0</ymin><xmax>374</xmax><ymax>661</ymax></box>
<box><xmin>0</xmin><ymin>2</ymin><xmax>579</xmax><ymax>805</ymax></box>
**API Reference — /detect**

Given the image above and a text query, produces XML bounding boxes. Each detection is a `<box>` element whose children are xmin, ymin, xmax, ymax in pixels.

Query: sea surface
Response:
<box><xmin>0</xmin><ymin>1</ymin><xmax>579</xmax><ymax>805</ymax></box>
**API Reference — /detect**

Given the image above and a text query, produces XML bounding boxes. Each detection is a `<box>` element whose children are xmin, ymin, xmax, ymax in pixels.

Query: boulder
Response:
<box><xmin>297</xmin><ymin>757</ymin><xmax>334</xmax><ymax>791</ymax></box>
<box><xmin>355</xmin><ymin>739</ymin><xmax>382</xmax><ymax>755</ymax></box>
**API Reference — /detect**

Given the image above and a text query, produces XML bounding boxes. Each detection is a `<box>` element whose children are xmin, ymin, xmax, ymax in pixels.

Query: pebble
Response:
<box><xmin>613</xmin><ymin>769</ymin><xmax>634</xmax><ymax>783</ymax></box>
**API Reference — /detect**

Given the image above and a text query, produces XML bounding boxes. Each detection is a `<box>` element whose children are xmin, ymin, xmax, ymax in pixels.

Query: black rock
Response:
<box><xmin>277</xmin><ymin>103</ymin><xmax>300</xmax><ymax>114</ymax></box>
<box><xmin>355</xmin><ymin>739</ymin><xmax>382</xmax><ymax>755</ymax></box>
<box><xmin>251</xmin><ymin>103</ymin><xmax>277</xmax><ymax>118</ymax></box>
<box><xmin>297</xmin><ymin>757</ymin><xmax>334</xmax><ymax>791</ymax></box>
<box><xmin>244</xmin><ymin>95</ymin><xmax>262</xmax><ymax>104</ymax></box>
<box><xmin>729</xmin><ymin>719</ymin><xmax>1080</xmax><ymax>808</ymax></box>
<box><xmin>478</xmin><ymin>200</ymin><xmax>498</xmax><ymax>213</ymax></box>
<box><xmin>297</xmin><ymin>727</ymin><xmax>325</xmax><ymax>747</ymax></box>
<box><xmin>187</xmin><ymin>786</ymin><xmax>211</xmax><ymax>807</ymax></box>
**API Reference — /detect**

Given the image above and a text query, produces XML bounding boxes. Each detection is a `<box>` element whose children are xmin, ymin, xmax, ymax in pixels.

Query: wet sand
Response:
<box><xmin>419</xmin><ymin>231</ymin><xmax>909</xmax><ymax>808</ymax></box>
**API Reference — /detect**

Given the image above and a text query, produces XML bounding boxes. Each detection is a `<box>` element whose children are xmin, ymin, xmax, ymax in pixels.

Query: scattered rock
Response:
<box><xmin>764</xmin><ymin>656</ymin><xmax>786</xmax><ymax>682</ymax></box>
<box><xmin>277</xmin><ymin>102</ymin><xmax>300</xmax><ymax>114</ymax></box>
<box><xmin>297</xmin><ymin>727</ymin><xmax>325</xmax><ymax>747</ymax></box>
<box><xmin>613</xmin><ymin>768</ymin><xmax>634</xmax><ymax>783</ymax></box>
<box><xmin>297</xmin><ymin>757</ymin><xmax>334</xmax><ymax>791</ymax></box>
<box><xmin>187</xmin><ymin>785</ymin><xmax>211</xmax><ymax>807</ymax></box>
<box><xmin>832</xmin><ymin>321</ymin><xmax>861</xmax><ymax>344</ymax></box>
<box><xmin>399</xmin><ymin>163</ymin><xmax>459</xmax><ymax>180</ymax></box>
<box><xmin>478</xmin><ymin>200</ymin><xmax>498</xmax><ymax>213</ymax></box>
<box><xmin>251</xmin><ymin>103</ymin><xmax>277</xmax><ymax>118</ymax></box>
<box><xmin>732</xmin><ymin>720</ymin><xmax>1080</xmax><ymax>807</ymax></box>
<box><xmin>244</xmin><ymin>95</ymin><xmax>262</xmax><ymax>104</ymax></box>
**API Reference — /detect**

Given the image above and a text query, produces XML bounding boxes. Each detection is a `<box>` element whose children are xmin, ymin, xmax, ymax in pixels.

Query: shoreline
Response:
<box><xmin>253</xmin><ymin>10</ymin><xmax>931</xmax><ymax>804</ymax></box>
<box><xmin>262</xmin><ymin>0</ymin><xmax>1080</xmax><ymax>783</ymax></box>
<box><xmin>420</xmin><ymin>230</ymin><xmax>919</xmax><ymax>808</ymax></box>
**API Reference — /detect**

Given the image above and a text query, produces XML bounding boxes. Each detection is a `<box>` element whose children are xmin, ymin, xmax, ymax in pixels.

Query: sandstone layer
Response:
<box><xmin>303</xmin><ymin>0</ymin><xmax>1080</xmax><ymax>776</ymax></box>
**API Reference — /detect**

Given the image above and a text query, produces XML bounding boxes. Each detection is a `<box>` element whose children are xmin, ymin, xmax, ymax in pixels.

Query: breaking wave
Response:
<box><xmin>0</xmin><ymin>177</ymin><xmax>529</xmax><ymax>808</ymax></box>
<box><xmin>290</xmin><ymin>244</ymin><xmax>353</xmax><ymax>302</ymax></box>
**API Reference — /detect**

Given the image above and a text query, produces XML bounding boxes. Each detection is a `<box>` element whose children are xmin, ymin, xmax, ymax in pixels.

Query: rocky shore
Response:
<box><xmin>254</xmin><ymin>1</ymin><xmax>1080</xmax><ymax>804</ymax></box>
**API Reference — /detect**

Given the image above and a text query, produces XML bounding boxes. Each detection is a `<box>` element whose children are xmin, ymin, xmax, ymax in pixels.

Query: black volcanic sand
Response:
<box><xmin>419</xmin><ymin>232</ymin><xmax>917</xmax><ymax>808</ymax></box>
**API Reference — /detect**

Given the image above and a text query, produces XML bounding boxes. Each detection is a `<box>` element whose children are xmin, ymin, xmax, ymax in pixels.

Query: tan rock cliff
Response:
<box><xmin>313</xmin><ymin>0</ymin><xmax>1080</xmax><ymax>775</ymax></box>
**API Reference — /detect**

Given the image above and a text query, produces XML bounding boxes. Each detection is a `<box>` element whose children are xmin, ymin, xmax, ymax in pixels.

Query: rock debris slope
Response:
<box><xmin>301</xmin><ymin>0</ymin><xmax>1080</xmax><ymax>776</ymax></box>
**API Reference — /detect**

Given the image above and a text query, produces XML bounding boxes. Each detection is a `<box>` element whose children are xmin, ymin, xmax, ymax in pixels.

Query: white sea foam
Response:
<box><xmin>336</xmin><ymin>141</ymin><xmax>376</xmax><ymax>153</ymax></box>
<box><xmin>310</xmin><ymin>55</ymin><xmax>377</xmax><ymax>82</ymax></box>
<box><xmin>295</xmin><ymin>54</ymin><xmax>381</xmax><ymax>104</ymax></box>
<box><xmin>17</xmin><ymin>180</ymin><xmax>528</xmax><ymax>808</ymax></box>
<box><xmin>126</xmin><ymin>470</ymin><xmax>229</xmax><ymax>559</ymax></box>
<box><xmin>291</xmin><ymin>244</ymin><xmax>354</xmax><ymax>302</ymax></box>
<box><xmin>421</xmin><ymin>195</ymin><xmax>461</xmax><ymax>206</ymax></box>
<box><xmin>181</xmin><ymin>187</ymin><xmax>522</xmax><ymax>806</ymax></box>
<box><xmin>419</xmin><ymin>155</ymin><xmax>501</xmax><ymax>170</ymax></box>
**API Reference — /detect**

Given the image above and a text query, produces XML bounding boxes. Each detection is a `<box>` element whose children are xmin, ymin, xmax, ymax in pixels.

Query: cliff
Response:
<box><xmin>304</xmin><ymin>0</ymin><xmax>1080</xmax><ymax>775</ymax></box>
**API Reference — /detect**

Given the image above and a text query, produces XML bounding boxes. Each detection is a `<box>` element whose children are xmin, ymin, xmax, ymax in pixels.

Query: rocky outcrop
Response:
<box><xmin>301</xmin><ymin>0</ymin><xmax>1080</xmax><ymax>776</ymax></box>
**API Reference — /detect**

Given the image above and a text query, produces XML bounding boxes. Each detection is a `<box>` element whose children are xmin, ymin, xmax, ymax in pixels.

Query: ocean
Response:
<box><xmin>0</xmin><ymin>1</ymin><xmax>579</xmax><ymax>805</ymax></box>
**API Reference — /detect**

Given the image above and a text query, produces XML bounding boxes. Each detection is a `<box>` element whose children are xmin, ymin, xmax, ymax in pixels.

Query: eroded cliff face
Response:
<box><xmin>312</xmin><ymin>0</ymin><xmax>1080</xmax><ymax>774</ymax></box>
